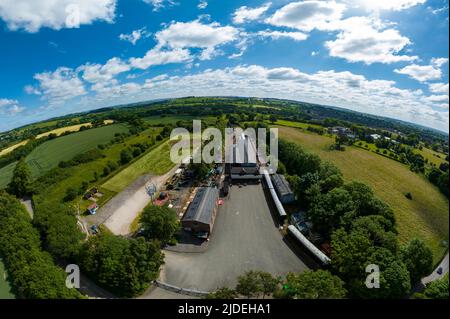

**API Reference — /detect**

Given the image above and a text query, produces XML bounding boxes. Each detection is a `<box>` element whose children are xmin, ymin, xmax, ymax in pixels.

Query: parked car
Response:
<box><xmin>90</xmin><ymin>225</ymin><xmax>99</xmax><ymax>235</ymax></box>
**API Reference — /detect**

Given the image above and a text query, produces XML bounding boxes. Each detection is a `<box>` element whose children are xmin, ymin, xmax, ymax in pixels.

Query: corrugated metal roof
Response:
<box><xmin>235</xmin><ymin>135</ymin><xmax>257</xmax><ymax>166</ymax></box>
<box><xmin>262</xmin><ymin>170</ymin><xmax>287</xmax><ymax>217</ymax></box>
<box><xmin>230</xmin><ymin>167</ymin><xmax>260</xmax><ymax>175</ymax></box>
<box><xmin>271</xmin><ymin>174</ymin><xmax>293</xmax><ymax>197</ymax></box>
<box><xmin>288</xmin><ymin>225</ymin><xmax>331</xmax><ymax>265</ymax></box>
<box><xmin>182</xmin><ymin>187</ymin><xmax>219</xmax><ymax>225</ymax></box>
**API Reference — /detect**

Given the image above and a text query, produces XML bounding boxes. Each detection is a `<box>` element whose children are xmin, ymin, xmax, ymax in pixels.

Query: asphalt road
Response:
<box><xmin>160</xmin><ymin>184</ymin><xmax>312</xmax><ymax>292</ymax></box>
<box><xmin>422</xmin><ymin>253</ymin><xmax>449</xmax><ymax>285</ymax></box>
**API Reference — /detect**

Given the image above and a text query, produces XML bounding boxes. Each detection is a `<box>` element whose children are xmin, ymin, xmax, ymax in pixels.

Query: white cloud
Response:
<box><xmin>24</xmin><ymin>85</ymin><xmax>41</xmax><ymax>95</ymax></box>
<box><xmin>257</xmin><ymin>30</ymin><xmax>308</xmax><ymax>41</ymax></box>
<box><xmin>0</xmin><ymin>0</ymin><xmax>116</xmax><ymax>32</ymax></box>
<box><xmin>129</xmin><ymin>48</ymin><xmax>192</xmax><ymax>69</ymax></box>
<box><xmin>325</xmin><ymin>17</ymin><xmax>417</xmax><ymax>64</ymax></box>
<box><xmin>34</xmin><ymin>67</ymin><xmax>87</xmax><ymax>105</ymax></box>
<box><xmin>429</xmin><ymin>83</ymin><xmax>449</xmax><ymax>94</ymax></box>
<box><xmin>429</xmin><ymin>4</ymin><xmax>449</xmax><ymax>15</ymax></box>
<box><xmin>119</xmin><ymin>28</ymin><xmax>150</xmax><ymax>45</ymax></box>
<box><xmin>63</xmin><ymin>65</ymin><xmax>449</xmax><ymax>132</ymax></box>
<box><xmin>79</xmin><ymin>57</ymin><xmax>131</xmax><ymax>83</ymax></box>
<box><xmin>394</xmin><ymin>58</ymin><xmax>448</xmax><ymax>82</ymax></box>
<box><xmin>0</xmin><ymin>98</ymin><xmax>24</xmax><ymax>114</ymax></box>
<box><xmin>426</xmin><ymin>95</ymin><xmax>449</xmax><ymax>103</ymax></box>
<box><xmin>0</xmin><ymin>98</ymin><xmax>17</xmax><ymax>107</ymax></box>
<box><xmin>233</xmin><ymin>3</ymin><xmax>272</xmax><ymax>24</ymax></box>
<box><xmin>343</xmin><ymin>0</ymin><xmax>426</xmax><ymax>11</ymax></box>
<box><xmin>198</xmin><ymin>0</ymin><xmax>208</xmax><ymax>10</ymax></box>
<box><xmin>266</xmin><ymin>0</ymin><xmax>345</xmax><ymax>32</ymax></box>
<box><xmin>265</xmin><ymin>2</ymin><xmax>417</xmax><ymax>64</ymax></box>
<box><xmin>155</xmin><ymin>20</ymin><xmax>240</xmax><ymax>60</ymax></box>
<box><xmin>431</xmin><ymin>57</ymin><xmax>449</xmax><ymax>68</ymax></box>
<box><xmin>143</xmin><ymin>0</ymin><xmax>176</xmax><ymax>12</ymax></box>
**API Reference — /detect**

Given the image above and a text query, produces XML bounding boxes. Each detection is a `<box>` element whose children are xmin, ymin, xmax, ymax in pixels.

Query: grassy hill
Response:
<box><xmin>277</xmin><ymin>125</ymin><xmax>449</xmax><ymax>263</ymax></box>
<box><xmin>0</xmin><ymin>124</ymin><xmax>129</xmax><ymax>188</ymax></box>
<box><xmin>29</xmin><ymin>127</ymin><xmax>162</xmax><ymax>214</ymax></box>
<box><xmin>102</xmin><ymin>141</ymin><xmax>174</xmax><ymax>193</ymax></box>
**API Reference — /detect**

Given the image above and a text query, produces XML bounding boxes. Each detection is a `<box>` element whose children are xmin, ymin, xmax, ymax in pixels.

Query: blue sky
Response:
<box><xmin>0</xmin><ymin>0</ymin><xmax>448</xmax><ymax>132</ymax></box>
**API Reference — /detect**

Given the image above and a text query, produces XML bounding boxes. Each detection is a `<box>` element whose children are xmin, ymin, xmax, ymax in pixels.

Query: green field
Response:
<box><xmin>273</xmin><ymin>119</ymin><xmax>324</xmax><ymax>130</ymax></box>
<box><xmin>0</xmin><ymin>257</ymin><xmax>15</xmax><ymax>299</ymax></box>
<box><xmin>0</xmin><ymin>124</ymin><xmax>129</xmax><ymax>188</ymax></box>
<box><xmin>0</xmin><ymin>162</ymin><xmax>17</xmax><ymax>189</ymax></box>
<box><xmin>32</xmin><ymin>127</ymin><xmax>162</xmax><ymax>211</ymax></box>
<box><xmin>416</xmin><ymin>147</ymin><xmax>448</xmax><ymax>167</ymax></box>
<box><xmin>102</xmin><ymin>141</ymin><xmax>174</xmax><ymax>193</ymax></box>
<box><xmin>277</xmin><ymin>125</ymin><xmax>449</xmax><ymax>263</ymax></box>
<box><xmin>143</xmin><ymin>115</ymin><xmax>217</xmax><ymax>126</ymax></box>
<box><xmin>143</xmin><ymin>115</ymin><xmax>198</xmax><ymax>125</ymax></box>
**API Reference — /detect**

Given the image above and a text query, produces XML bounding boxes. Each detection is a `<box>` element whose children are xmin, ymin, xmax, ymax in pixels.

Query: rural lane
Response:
<box><xmin>422</xmin><ymin>253</ymin><xmax>449</xmax><ymax>285</ymax></box>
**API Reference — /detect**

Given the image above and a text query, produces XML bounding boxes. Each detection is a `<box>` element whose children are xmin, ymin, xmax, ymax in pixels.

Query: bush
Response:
<box><xmin>103</xmin><ymin>166</ymin><xmax>111</xmax><ymax>177</ymax></box>
<box><xmin>405</xmin><ymin>192</ymin><xmax>413</xmax><ymax>200</ymax></box>
<box><xmin>63</xmin><ymin>187</ymin><xmax>78</xmax><ymax>202</ymax></box>
<box><xmin>0</xmin><ymin>192</ymin><xmax>82</xmax><ymax>299</ymax></box>
<box><xmin>132</xmin><ymin>147</ymin><xmax>142</xmax><ymax>157</ymax></box>
<box><xmin>278</xmin><ymin>270</ymin><xmax>346</xmax><ymax>299</ymax></box>
<box><xmin>107</xmin><ymin>161</ymin><xmax>118</xmax><ymax>171</ymax></box>
<box><xmin>120</xmin><ymin>149</ymin><xmax>132</xmax><ymax>164</ymax></box>
<box><xmin>59</xmin><ymin>149</ymin><xmax>103</xmax><ymax>168</ymax></box>
<box><xmin>78</xmin><ymin>234</ymin><xmax>163</xmax><ymax>297</ymax></box>
<box><xmin>140</xmin><ymin>205</ymin><xmax>180</xmax><ymax>244</ymax></box>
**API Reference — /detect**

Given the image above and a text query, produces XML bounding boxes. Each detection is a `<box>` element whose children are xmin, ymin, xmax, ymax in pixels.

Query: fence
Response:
<box><xmin>154</xmin><ymin>280</ymin><xmax>210</xmax><ymax>297</ymax></box>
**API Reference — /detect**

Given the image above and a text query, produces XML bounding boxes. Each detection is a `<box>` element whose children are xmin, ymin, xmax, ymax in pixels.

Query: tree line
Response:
<box><xmin>206</xmin><ymin>270</ymin><xmax>346</xmax><ymax>299</ymax></box>
<box><xmin>3</xmin><ymin>131</ymin><xmax>178</xmax><ymax>298</ymax></box>
<box><xmin>279</xmin><ymin>139</ymin><xmax>435</xmax><ymax>298</ymax></box>
<box><xmin>0</xmin><ymin>192</ymin><xmax>82</xmax><ymax>299</ymax></box>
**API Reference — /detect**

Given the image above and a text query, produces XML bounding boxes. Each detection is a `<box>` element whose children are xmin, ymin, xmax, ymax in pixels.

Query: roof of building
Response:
<box><xmin>182</xmin><ymin>187</ymin><xmax>219</xmax><ymax>225</ymax></box>
<box><xmin>230</xmin><ymin>166</ymin><xmax>261</xmax><ymax>175</ymax></box>
<box><xmin>271</xmin><ymin>174</ymin><xmax>293</xmax><ymax>197</ymax></box>
<box><xmin>370</xmin><ymin>134</ymin><xmax>382</xmax><ymax>139</ymax></box>
<box><xmin>234</xmin><ymin>134</ymin><xmax>257</xmax><ymax>166</ymax></box>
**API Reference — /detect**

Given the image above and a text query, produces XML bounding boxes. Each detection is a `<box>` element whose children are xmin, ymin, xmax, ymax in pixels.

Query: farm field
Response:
<box><xmin>10</xmin><ymin>119</ymin><xmax>60</xmax><ymax>134</ymax></box>
<box><xmin>143</xmin><ymin>115</ymin><xmax>216</xmax><ymax>126</ymax></box>
<box><xmin>0</xmin><ymin>140</ymin><xmax>28</xmax><ymax>157</ymax></box>
<box><xmin>36</xmin><ymin>120</ymin><xmax>115</xmax><ymax>139</ymax></box>
<box><xmin>277</xmin><ymin>125</ymin><xmax>449</xmax><ymax>263</ymax></box>
<box><xmin>0</xmin><ymin>162</ymin><xmax>17</xmax><ymax>189</ymax></box>
<box><xmin>0</xmin><ymin>257</ymin><xmax>15</xmax><ymax>299</ymax></box>
<box><xmin>416</xmin><ymin>147</ymin><xmax>448</xmax><ymax>167</ymax></box>
<box><xmin>0</xmin><ymin>124</ymin><xmax>129</xmax><ymax>188</ymax></box>
<box><xmin>102</xmin><ymin>141</ymin><xmax>174</xmax><ymax>193</ymax></box>
<box><xmin>32</xmin><ymin>127</ymin><xmax>162</xmax><ymax>214</ymax></box>
<box><xmin>273</xmin><ymin>119</ymin><xmax>324</xmax><ymax>130</ymax></box>
<box><xmin>0</xmin><ymin>120</ymin><xmax>116</xmax><ymax>157</ymax></box>
<box><xmin>143</xmin><ymin>115</ymin><xmax>198</xmax><ymax>125</ymax></box>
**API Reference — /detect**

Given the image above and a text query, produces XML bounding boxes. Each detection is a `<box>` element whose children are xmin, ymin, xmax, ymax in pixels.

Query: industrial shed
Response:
<box><xmin>182</xmin><ymin>187</ymin><xmax>219</xmax><ymax>236</ymax></box>
<box><xmin>271</xmin><ymin>174</ymin><xmax>295</xmax><ymax>204</ymax></box>
<box><xmin>230</xmin><ymin>166</ymin><xmax>262</xmax><ymax>180</ymax></box>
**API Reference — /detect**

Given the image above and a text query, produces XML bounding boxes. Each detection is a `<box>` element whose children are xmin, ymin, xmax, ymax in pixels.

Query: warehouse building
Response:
<box><xmin>271</xmin><ymin>174</ymin><xmax>295</xmax><ymax>204</ymax></box>
<box><xmin>181</xmin><ymin>187</ymin><xmax>219</xmax><ymax>237</ymax></box>
<box><xmin>230</xmin><ymin>166</ymin><xmax>262</xmax><ymax>180</ymax></box>
<box><xmin>227</xmin><ymin>133</ymin><xmax>263</xmax><ymax>180</ymax></box>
